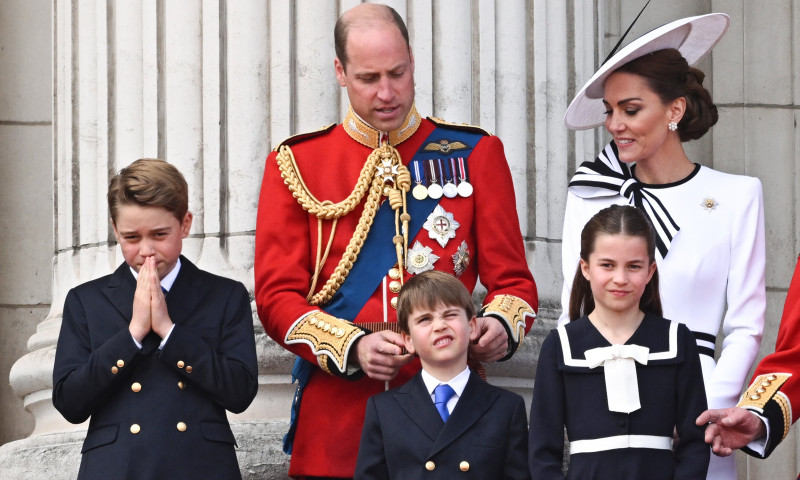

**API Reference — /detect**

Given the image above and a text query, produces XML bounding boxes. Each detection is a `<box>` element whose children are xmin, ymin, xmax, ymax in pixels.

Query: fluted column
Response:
<box><xmin>0</xmin><ymin>1</ymin><xmax>288</xmax><ymax>477</ymax></box>
<box><xmin>0</xmin><ymin>2</ymin><xmax>577</xmax><ymax>478</ymax></box>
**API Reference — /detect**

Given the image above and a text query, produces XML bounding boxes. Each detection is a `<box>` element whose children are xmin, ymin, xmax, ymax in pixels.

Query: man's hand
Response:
<box><xmin>130</xmin><ymin>258</ymin><xmax>153</xmax><ymax>343</ymax></box>
<box><xmin>353</xmin><ymin>331</ymin><xmax>412</xmax><ymax>381</ymax></box>
<box><xmin>147</xmin><ymin>257</ymin><xmax>173</xmax><ymax>338</ymax></box>
<box><xmin>696</xmin><ymin>407</ymin><xmax>767</xmax><ymax>457</ymax></box>
<box><xmin>468</xmin><ymin>316</ymin><xmax>508</xmax><ymax>362</ymax></box>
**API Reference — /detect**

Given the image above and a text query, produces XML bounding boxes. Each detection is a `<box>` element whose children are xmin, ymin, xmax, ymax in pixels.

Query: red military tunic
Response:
<box><xmin>254</xmin><ymin>106</ymin><xmax>537</xmax><ymax>478</ymax></box>
<box><xmin>738</xmin><ymin>255</ymin><xmax>800</xmax><ymax>458</ymax></box>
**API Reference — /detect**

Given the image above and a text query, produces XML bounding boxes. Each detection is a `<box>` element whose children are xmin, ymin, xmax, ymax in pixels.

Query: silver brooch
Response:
<box><xmin>452</xmin><ymin>241</ymin><xmax>470</xmax><ymax>277</ymax></box>
<box><xmin>407</xmin><ymin>241</ymin><xmax>439</xmax><ymax>274</ymax></box>
<box><xmin>423</xmin><ymin>205</ymin><xmax>460</xmax><ymax>247</ymax></box>
<box><xmin>700</xmin><ymin>197</ymin><xmax>718</xmax><ymax>212</ymax></box>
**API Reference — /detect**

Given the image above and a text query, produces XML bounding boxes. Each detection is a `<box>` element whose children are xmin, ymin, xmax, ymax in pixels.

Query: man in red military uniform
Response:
<box><xmin>254</xmin><ymin>3</ymin><xmax>537</xmax><ymax>479</ymax></box>
<box><xmin>697</xmin><ymin>256</ymin><xmax>800</xmax><ymax>464</ymax></box>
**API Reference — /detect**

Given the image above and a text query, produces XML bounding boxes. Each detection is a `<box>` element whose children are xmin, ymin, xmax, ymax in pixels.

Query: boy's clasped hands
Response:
<box><xmin>129</xmin><ymin>256</ymin><xmax>173</xmax><ymax>344</ymax></box>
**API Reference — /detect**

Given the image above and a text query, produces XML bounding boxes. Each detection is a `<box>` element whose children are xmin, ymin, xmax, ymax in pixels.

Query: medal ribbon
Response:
<box><xmin>323</xmin><ymin>125</ymin><xmax>483</xmax><ymax>320</ymax></box>
<box><xmin>458</xmin><ymin>157</ymin><xmax>469</xmax><ymax>182</ymax></box>
<box><xmin>429</xmin><ymin>159</ymin><xmax>439</xmax><ymax>185</ymax></box>
<box><xmin>413</xmin><ymin>160</ymin><xmax>424</xmax><ymax>185</ymax></box>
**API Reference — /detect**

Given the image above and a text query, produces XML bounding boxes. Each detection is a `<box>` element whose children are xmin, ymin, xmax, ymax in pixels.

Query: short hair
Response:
<box><xmin>334</xmin><ymin>4</ymin><xmax>409</xmax><ymax>71</ymax></box>
<box><xmin>397</xmin><ymin>270</ymin><xmax>475</xmax><ymax>333</ymax></box>
<box><xmin>108</xmin><ymin>158</ymin><xmax>189</xmax><ymax>224</ymax></box>
<box><xmin>568</xmin><ymin>204</ymin><xmax>662</xmax><ymax>321</ymax></box>
<box><xmin>614</xmin><ymin>48</ymin><xmax>718</xmax><ymax>141</ymax></box>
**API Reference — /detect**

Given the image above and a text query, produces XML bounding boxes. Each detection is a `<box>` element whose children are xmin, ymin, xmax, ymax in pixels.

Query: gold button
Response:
<box><xmin>390</xmin><ymin>297</ymin><xmax>398</xmax><ymax>309</ymax></box>
<box><xmin>767</xmin><ymin>375</ymin><xmax>777</xmax><ymax>381</ymax></box>
<box><xmin>750</xmin><ymin>394</ymin><xmax>761</xmax><ymax>401</ymax></box>
<box><xmin>116</xmin><ymin>359</ymin><xmax>125</xmax><ymax>368</ymax></box>
<box><xmin>425</xmin><ymin>461</ymin><xmax>435</xmax><ymax>471</ymax></box>
<box><xmin>130</xmin><ymin>424</ymin><xmax>140</xmax><ymax>434</ymax></box>
<box><xmin>177</xmin><ymin>360</ymin><xmax>185</xmax><ymax>369</ymax></box>
<box><xmin>178</xmin><ymin>381</ymin><xmax>186</xmax><ymax>390</ymax></box>
<box><xmin>389</xmin><ymin>280</ymin><xmax>402</xmax><ymax>293</ymax></box>
<box><xmin>131</xmin><ymin>382</ymin><xmax>142</xmax><ymax>393</ymax></box>
<box><xmin>389</xmin><ymin>268</ymin><xmax>401</xmax><ymax>280</ymax></box>
<box><xmin>460</xmin><ymin>461</ymin><xmax>470</xmax><ymax>472</ymax></box>
<box><xmin>756</xmin><ymin>388</ymin><xmax>766</xmax><ymax>394</ymax></box>
<box><xmin>185</xmin><ymin>366</ymin><xmax>193</xmax><ymax>373</ymax></box>
<box><xmin>761</xmin><ymin>381</ymin><xmax>771</xmax><ymax>388</ymax></box>
<box><xmin>177</xmin><ymin>422</ymin><xmax>187</xmax><ymax>432</ymax></box>
<box><xmin>111</xmin><ymin>366</ymin><xmax>119</xmax><ymax>374</ymax></box>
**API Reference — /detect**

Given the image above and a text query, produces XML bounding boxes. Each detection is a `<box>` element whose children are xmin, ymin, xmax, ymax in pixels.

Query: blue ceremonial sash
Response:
<box><xmin>283</xmin><ymin>124</ymin><xmax>483</xmax><ymax>454</ymax></box>
<box><xmin>322</xmin><ymin>125</ymin><xmax>483</xmax><ymax>320</ymax></box>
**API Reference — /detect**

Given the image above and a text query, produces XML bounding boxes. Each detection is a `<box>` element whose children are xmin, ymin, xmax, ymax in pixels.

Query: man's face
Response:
<box><xmin>334</xmin><ymin>23</ymin><xmax>415</xmax><ymax>132</ymax></box>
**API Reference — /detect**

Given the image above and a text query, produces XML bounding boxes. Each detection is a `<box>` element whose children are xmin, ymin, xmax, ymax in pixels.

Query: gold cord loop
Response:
<box><xmin>277</xmin><ymin>142</ymin><xmax>411</xmax><ymax>305</ymax></box>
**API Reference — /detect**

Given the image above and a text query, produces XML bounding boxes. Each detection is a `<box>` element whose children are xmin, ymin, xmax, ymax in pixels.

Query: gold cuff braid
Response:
<box><xmin>737</xmin><ymin>373</ymin><xmax>793</xmax><ymax>441</ymax></box>
<box><xmin>285</xmin><ymin>311</ymin><xmax>365</xmax><ymax>374</ymax></box>
<box><xmin>481</xmin><ymin>295</ymin><xmax>535</xmax><ymax>348</ymax></box>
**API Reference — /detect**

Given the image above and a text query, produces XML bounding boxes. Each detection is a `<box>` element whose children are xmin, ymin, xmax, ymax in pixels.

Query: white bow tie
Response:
<box><xmin>585</xmin><ymin>344</ymin><xmax>650</xmax><ymax>413</ymax></box>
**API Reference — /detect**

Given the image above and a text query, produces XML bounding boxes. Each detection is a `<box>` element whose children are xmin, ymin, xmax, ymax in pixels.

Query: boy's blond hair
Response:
<box><xmin>397</xmin><ymin>270</ymin><xmax>475</xmax><ymax>333</ymax></box>
<box><xmin>108</xmin><ymin>158</ymin><xmax>189</xmax><ymax>224</ymax></box>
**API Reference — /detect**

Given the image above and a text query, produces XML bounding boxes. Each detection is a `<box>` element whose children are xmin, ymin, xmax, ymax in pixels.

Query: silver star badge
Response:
<box><xmin>452</xmin><ymin>241</ymin><xmax>470</xmax><ymax>277</ymax></box>
<box><xmin>423</xmin><ymin>205</ymin><xmax>460</xmax><ymax>248</ymax></box>
<box><xmin>407</xmin><ymin>241</ymin><xmax>439</xmax><ymax>274</ymax></box>
<box><xmin>700</xmin><ymin>197</ymin><xmax>718</xmax><ymax>212</ymax></box>
<box><xmin>376</xmin><ymin>158</ymin><xmax>399</xmax><ymax>183</ymax></box>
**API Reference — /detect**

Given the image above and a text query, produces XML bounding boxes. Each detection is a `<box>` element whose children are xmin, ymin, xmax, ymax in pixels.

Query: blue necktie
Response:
<box><xmin>434</xmin><ymin>384</ymin><xmax>456</xmax><ymax>422</ymax></box>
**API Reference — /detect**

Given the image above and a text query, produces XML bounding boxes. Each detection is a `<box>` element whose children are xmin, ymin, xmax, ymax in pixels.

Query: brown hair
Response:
<box><xmin>108</xmin><ymin>158</ymin><xmax>189</xmax><ymax>224</ymax></box>
<box><xmin>334</xmin><ymin>4</ymin><xmax>409</xmax><ymax>71</ymax></box>
<box><xmin>615</xmin><ymin>48</ymin><xmax>718</xmax><ymax>141</ymax></box>
<box><xmin>397</xmin><ymin>270</ymin><xmax>475</xmax><ymax>333</ymax></box>
<box><xmin>568</xmin><ymin>204</ymin><xmax>662</xmax><ymax>321</ymax></box>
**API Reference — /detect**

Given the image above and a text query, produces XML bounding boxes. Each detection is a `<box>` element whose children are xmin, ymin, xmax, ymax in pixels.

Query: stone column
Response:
<box><xmin>0</xmin><ymin>1</ymin><xmax>578</xmax><ymax>478</ymax></box>
<box><xmin>0</xmin><ymin>1</ymin><xmax>289</xmax><ymax>477</ymax></box>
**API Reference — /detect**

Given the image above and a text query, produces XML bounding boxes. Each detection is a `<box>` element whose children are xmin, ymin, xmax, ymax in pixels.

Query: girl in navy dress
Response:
<box><xmin>530</xmin><ymin>204</ymin><xmax>709</xmax><ymax>479</ymax></box>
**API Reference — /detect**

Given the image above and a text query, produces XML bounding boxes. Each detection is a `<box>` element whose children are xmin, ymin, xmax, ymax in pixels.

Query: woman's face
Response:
<box><xmin>603</xmin><ymin>71</ymin><xmax>679</xmax><ymax>165</ymax></box>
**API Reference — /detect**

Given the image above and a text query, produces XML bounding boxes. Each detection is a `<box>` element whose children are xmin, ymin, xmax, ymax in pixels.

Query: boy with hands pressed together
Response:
<box><xmin>354</xmin><ymin>270</ymin><xmax>529</xmax><ymax>480</ymax></box>
<box><xmin>53</xmin><ymin>158</ymin><xmax>258</xmax><ymax>480</ymax></box>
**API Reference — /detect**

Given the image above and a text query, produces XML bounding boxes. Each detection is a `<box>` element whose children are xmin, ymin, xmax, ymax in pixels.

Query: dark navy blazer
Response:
<box><xmin>53</xmin><ymin>256</ymin><xmax>258</xmax><ymax>480</ymax></box>
<box><xmin>355</xmin><ymin>370</ymin><xmax>530</xmax><ymax>479</ymax></box>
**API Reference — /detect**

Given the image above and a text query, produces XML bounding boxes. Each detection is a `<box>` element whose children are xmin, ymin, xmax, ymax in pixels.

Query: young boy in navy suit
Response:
<box><xmin>52</xmin><ymin>158</ymin><xmax>258</xmax><ymax>480</ymax></box>
<box><xmin>354</xmin><ymin>270</ymin><xmax>530</xmax><ymax>479</ymax></box>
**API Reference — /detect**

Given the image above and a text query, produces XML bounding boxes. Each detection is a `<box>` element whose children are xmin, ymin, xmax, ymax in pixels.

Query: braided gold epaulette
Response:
<box><xmin>285</xmin><ymin>311</ymin><xmax>365</xmax><ymax>374</ymax></box>
<box><xmin>481</xmin><ymin>295</ymin><xmax>536</xmax><ymax>348</ymax></box>
<box><xmin>274</xmin><ymin>123</ymin><xmax>337</xmax><ymax>151</ymax></box>
<box><xmin>427</xmin><ymin>116</ymin><xmax>490</xmax><ymax>136</ymax></box>
<box><xmin>737</xmin><ymin>373</ymin><xmax>793</xmax><ymax>441</ymax></box>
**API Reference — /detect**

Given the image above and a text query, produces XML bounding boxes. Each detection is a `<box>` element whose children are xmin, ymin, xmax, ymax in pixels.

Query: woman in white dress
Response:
<box><xmin>559</xmin><ymin>14</ymin><xmax>766</xmax><ymax>480</ymax></box>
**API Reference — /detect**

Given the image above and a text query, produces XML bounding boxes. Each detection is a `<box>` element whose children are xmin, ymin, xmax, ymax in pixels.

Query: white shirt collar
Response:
<box><xmin>421</xmin><ymin>366</ymin><xmax>471</xmax><ymax>398</ymax></box>
<box><xmin>129</xmin><ymin>257</ymin><xmax>181</xmax><ymax>292</ymax></box>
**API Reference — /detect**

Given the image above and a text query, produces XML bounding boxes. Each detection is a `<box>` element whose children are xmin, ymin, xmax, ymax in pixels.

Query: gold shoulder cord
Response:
<box><xmin>276</xmin><ymin>143</ymin><xmax>411</xmax><ymax>306</ymax></box>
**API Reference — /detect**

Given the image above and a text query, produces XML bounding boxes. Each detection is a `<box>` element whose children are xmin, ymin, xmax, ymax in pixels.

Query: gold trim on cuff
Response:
<box><xmin>285</xmin><ymin>311</ymin><xmax>365</xmax><ymax>374</ymax></box>
<box><xmin>481</xmin><ymin>295</ymin><xmax>535</xmax><ymax>347</ymax></box>
<box><xmin>738</xmin><ymin>373</ymin><xmax>793</xmax><ymax>440</ymax></box>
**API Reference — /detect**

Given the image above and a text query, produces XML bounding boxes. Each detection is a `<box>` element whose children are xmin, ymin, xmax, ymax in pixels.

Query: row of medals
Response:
<box><xmin>410</xmin><ymin>157</ymin><xmax>473</xmax><ymax>200</ymax></box>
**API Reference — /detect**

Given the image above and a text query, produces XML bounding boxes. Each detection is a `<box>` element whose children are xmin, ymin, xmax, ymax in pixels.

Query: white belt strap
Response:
<box><xmin>569</xmin><ymin>435</ymin><xmax>673</xmax><ymax>454</ymax></box>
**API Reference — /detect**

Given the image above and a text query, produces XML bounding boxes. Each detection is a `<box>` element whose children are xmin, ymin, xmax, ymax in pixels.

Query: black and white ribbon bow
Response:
<box><xmin>568</xmin><ymin>141</ymin><xmax>679</xmax><ymax>258</ymax></box>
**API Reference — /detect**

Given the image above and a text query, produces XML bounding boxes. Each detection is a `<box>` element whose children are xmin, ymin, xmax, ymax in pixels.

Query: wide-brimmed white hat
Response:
<box><xmin>564</xmin><ymin>13</ymin><xmax>730</xmax><ymax>130</ymax></box>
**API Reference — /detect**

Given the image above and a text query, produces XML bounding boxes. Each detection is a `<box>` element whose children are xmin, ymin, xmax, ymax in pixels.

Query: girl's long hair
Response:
<box><xmin>568</xmin><ymin>204</ymin><xmax>662</xmax><ymax>321</ymax></box>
